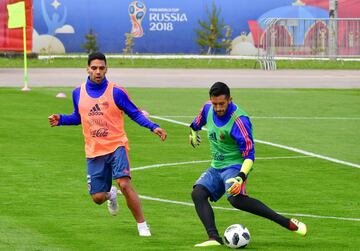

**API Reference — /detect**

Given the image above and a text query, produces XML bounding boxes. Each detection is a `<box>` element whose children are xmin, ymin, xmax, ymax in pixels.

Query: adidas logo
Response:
<box><xmin>88</xmin><ymin>104</ymin><xmax>104</xmax><ymax>116</ymax></box>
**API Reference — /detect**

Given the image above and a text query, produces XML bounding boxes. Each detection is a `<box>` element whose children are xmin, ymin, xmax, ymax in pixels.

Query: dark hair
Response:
<box><xmin>87</xmin><ymin>52</ymin><xmax>107</xmax><ymax>66</ymax></box>
<box><xmin>209</xmin><ymin>82</ymin><xmax>230</xmax><ymax>98</ymax></box>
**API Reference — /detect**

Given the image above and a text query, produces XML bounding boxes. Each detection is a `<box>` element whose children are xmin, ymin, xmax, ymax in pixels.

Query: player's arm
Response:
<box><xmin>189</xmin><ymin>103</ymin><xmax>210</xmax><ymax>148</ymax></box>
<box><xmin>226</xmin><ymin>116</ymin><xmax>255</xmax><ymax>195</ymax></box>
<box><xmin>114</xmin><ymin>87</ymin><xmax>167</xmax><ymax>141</ymax></box>
<box><xmin>48</xmin><ymin>88</ymin><xmax>81</xmax><ymax>127</ymax></box>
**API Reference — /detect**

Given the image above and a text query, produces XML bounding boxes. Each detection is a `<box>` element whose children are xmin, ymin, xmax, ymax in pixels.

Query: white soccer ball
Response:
<box><xmin>224</xmin><ymin>224</ymin><xmax>251</xmax><ymax>249</ymax></box>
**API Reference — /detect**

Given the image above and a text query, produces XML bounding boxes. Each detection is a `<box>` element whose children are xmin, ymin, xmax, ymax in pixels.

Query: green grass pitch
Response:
<box><xmin>0</xmin><ymin>87</ymin><xmax>359</xmax><ymax>250</ymax></box>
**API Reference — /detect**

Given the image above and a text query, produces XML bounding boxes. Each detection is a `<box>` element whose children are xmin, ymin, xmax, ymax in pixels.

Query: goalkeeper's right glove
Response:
<box><xmin>225</xmin><ymin>172</ymin><xmax>247</xmax><ymax>196</ymax></box>
<box><xmin>189</xmin><ymin>128</ymin><xmax>201</xmax><ymax>148</ymax></box>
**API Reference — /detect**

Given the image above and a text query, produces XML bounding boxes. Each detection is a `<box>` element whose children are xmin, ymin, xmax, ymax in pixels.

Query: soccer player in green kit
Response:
<box><xmin>189</xmin><ymin>82</ymin><xmax>307</xmax><ymax>247</ymax></box>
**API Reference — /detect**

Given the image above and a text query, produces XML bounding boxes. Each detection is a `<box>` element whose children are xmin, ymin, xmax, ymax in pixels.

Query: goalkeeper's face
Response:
<box><xmin>211</xmin><ymin>95</ymin><xmax>232</xmax><ymax>117</ymax></box>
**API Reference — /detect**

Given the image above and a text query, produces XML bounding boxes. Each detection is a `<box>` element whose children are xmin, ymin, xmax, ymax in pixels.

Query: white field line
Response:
<box><xmin>254</xmin><ymin>140</ymin><xmax>360</xmax><ymax>169</ymax></box>
<box><xmin>132</xmin><ymin>156</ymin><xmax>312</xmax><ymax>172</ymax></box>
<box><xmin>136</xmin><ymin>194</ymin><xmax>360</xmax><ymax>222</ymax></box>
<box><xmin>156</xmin><ymin>115</ymin><xmax>360</xmax><ymax>120</ymax></box>
<box><xmin>132</xmin><ymin>160</ymin><xmax>209</xmax><ymax>171</ymax></box>
<box><xmin>149</xmin><ymin>115</ymin><xmax>360</xmax><ymax>169</ymax></box>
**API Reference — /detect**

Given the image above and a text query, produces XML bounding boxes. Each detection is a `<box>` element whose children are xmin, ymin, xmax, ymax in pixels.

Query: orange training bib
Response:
<box><xmin>78</xmin><ymin>82</ymin><xmax>128</xmax><ymax>158</ymax></box>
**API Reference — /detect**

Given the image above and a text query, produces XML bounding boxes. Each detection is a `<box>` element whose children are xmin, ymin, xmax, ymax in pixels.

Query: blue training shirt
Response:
<box><xmin>58</xmin><ymin>77</ymin><xmax>159</xmax><ymax>131</ymax></box>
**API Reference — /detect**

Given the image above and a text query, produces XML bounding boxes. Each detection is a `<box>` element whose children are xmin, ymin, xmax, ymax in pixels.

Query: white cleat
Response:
<box><xmin>137</xmin><ymin>222</ymin><xmax>151</xmax><ymax>237</ymax></box>
<box><xmin>107</xmin><ymin>186</ymin><xmax>119</xmax><ymax>216</ymax></box>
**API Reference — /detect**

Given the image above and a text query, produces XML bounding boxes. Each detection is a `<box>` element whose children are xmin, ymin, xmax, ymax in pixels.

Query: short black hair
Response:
<box><xmin>88</xmin><ymin>52</ymin><xmax>106</xmax><ymax>66</ymax></box>
<box><xmin>209</xmin><ymin>82</ymin><xmax>230</xmax><ymax>98</ymax></box>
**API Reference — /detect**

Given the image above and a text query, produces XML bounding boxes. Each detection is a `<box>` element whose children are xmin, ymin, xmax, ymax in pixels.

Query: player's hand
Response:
<box><xmin>225</xmin><ymin>176</ymin><xmax>244</xmax><ymax>196</ymax></box>
<box><xmin>154</xmin><ymin>127</ymin><xmax>167</xmax><ymax>141</ymax></box>
<box><xmin>189</xmin><ymin>128</ymin><xmax>201</xmax><ymax>148</ymax></box>
<box><xmin>48</xmin><ymin>114</ymin><xmax>60</xmax><ymax>127</ymax></box>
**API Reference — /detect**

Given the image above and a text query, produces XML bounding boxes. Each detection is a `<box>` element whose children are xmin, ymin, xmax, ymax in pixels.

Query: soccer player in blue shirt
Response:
<box><xmin>48</xmin><ymin>52</ymin><xmax>167</xmax><ymax>237</ymax></box>
<box><xmin>189</xmin><ymin>82</ymin><xmax>307</xmax><ymax>247</ymax></box>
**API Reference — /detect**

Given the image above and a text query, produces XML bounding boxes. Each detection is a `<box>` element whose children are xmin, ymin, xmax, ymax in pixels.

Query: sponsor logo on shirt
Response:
<box><xmin>209</xmin><ymin>132</ymin><xmax>217</xmax><ymax>141</ymax></box>
<box><xmin>88</xmin><ymin>104</ymin><xmax>104</xmax><ymax>116</ymax></box>
<box><xmin>214</xmin><ymin>152</ymin><xmax>225</xmax><ymax>161</ymax></box>
<box><xmin>90</xmin><ymin>128</ymin><xmax>109</xmax><ymax>137</ymax></box>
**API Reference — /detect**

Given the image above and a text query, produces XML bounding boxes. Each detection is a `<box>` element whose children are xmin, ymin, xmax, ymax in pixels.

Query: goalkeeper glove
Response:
<box><xmin>189</xmin><ymin>128</ymin><xmax>201</xmax><ymax>148</ymax></box>
<box><xmin>225</xmin><ymin>172</ymin><xmax>246</xmax><ymax>196</ymax></box>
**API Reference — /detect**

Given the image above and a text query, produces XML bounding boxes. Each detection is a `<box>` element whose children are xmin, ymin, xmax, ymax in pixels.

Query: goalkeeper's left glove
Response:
<box><xmin>189</xmin><ymin>128</ymin><xmax>201</xmax><ymax>148</ymax></box>
<box><xmin>225</xmin><ymin>172</ymin><xmax>247</xmax><ymax>196</ymax></box>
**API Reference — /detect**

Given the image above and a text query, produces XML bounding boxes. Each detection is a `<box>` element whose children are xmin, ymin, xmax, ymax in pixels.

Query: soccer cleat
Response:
<box><xmin>137</xmin><ymin>222</ymin><xmax>151</xmax><ymax>237</ymax></box>
<box><xmin>290</xmin><ymin>218</ymin><xmax>307</xmax><ymax>236</ymax></box>
<box><xmin>195</xmin><ymin>237</ymin><xmax>223</xmax><ymax>247</ymax></box>
<box><xmin>107</xmin><ymin>186</ymin><xmax>119</xmax><ymax>216</ymax></box>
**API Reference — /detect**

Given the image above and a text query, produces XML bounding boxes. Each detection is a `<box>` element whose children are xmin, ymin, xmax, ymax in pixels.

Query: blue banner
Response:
<box><xmin>33</xmin><ymin>0</ymin><xmax>330</xmax><ymax>53</ymax></box>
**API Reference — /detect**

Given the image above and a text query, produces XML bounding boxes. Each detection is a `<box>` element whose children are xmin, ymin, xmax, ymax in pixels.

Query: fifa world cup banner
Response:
<box><xmin>31</xmin><ymin>0</ymin><xmax>360</xmax><ymax>54</ymax></box>
<box><xmin>0</xmin><ymin>0</ymin><xmax>33</xmax><ymax>52</ymax></box>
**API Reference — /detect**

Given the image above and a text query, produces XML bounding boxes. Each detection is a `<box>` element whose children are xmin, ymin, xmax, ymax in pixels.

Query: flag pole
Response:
<box><xmin>21</xmin><ymin>13</ymin><xmax>30</xmax><ymax>91</ymax></box>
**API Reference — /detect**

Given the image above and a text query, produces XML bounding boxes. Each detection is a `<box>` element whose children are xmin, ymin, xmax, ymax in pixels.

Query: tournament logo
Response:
<box><xmin>128</xmin><ymin>1</ymin><xmax>146</xmax><ymax>38</ymax></box>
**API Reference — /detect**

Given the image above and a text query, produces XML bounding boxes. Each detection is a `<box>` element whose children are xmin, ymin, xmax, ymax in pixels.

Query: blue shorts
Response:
<box><xmin>86</xmin><ymin>146</ymin><xmax>130</xmax><ymax>194</ymax></box>
<box><xmin>194</xmin><ymin>167</ymin><xmax>247</xmax><ymax>202</ymax></box>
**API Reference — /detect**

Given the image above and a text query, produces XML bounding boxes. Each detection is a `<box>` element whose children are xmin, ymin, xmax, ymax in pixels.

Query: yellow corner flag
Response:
<box><xmin>7</xmin><ymin>1</ymin><xmax>26</xmax><ymax>29</ymax></box>
<box><xmin>7</xmin><ymin>1</ymin><xmax>30</xmax><ymax>91</ymax></box>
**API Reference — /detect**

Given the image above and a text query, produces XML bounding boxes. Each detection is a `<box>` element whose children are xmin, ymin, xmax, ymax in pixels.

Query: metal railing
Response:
<box><xmin>256</xmin><ymin>18</ymin><xmax>360</xmax><ymax>69</ymax></box>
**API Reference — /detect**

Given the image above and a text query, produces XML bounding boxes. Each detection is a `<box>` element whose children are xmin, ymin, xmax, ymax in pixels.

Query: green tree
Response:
<box><xmin>123</xmin><ymin>33</ymin><xmax>134</xmax><ymax>54</ymax></box>
<box><xmin>81</xmin><ymin>28</ymin><xmax>100</xmax><ymax>54</ymax></box>
<box><xmin>222</xmin><ymin>25</ymin><xmax>232</xmax><ymax>54</ymax></box>
<box><xmin>195</xmin><ymin>2</ymin><xmax>232</xmax><ymax>54</ymax></box>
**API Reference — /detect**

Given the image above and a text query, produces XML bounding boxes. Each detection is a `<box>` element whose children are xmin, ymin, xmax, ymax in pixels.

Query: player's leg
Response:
<box><xmin>90</xmin><ymin>192</ymin><xmax>107</xmax><ymax>204</ymax></box>
<box><xmin>192</xmin><ymin>185</ymin><xmax>217</xmax><ymax>238</ymax></box>
<box><xmin>111</xmin><ymin>146</ymin><xmax>151</xmax><ymax>236</ymax></box>
<box><xmin>87</xmin><ymin>154</ymin><xmax>115</xmax><ymax>206</ymax></box>
<box><xmin>228</xmin><ymin>195</ymin><xmax>289</xmax><ymax>227</ymax></box>
<box><xmin>191</xmin><ymin>185</ymin><xmax>223</xmax><ymax>246</ymax></box>
<box><xmin>191</xmin><ymin>168</ymin><xmax>224</xmax><ymax>246</ymax></box>
<box><xmin>228</xmin><ymin>195</ymin><xmax>306</xmax><ymax>236</ymax></box>
<box><xmin>115</xmin><ymin>177</ymin><xmax>151</xmax><ymax>236</ymax></box>
<box><xmin>223</xmin><ymin>167</ymin><xmax>306</xmax><ymax>236</ymax></box>
<box><xmin>116</xmin><ymin>177</ymin><xmax>144</xmax><ymax>221</ymax></box>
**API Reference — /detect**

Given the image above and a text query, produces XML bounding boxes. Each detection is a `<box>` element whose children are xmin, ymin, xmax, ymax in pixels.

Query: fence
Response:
<box><xmin>256</xmin><ymin>18</ymin><xmax>360</xmax><ymax>70</ymax></box>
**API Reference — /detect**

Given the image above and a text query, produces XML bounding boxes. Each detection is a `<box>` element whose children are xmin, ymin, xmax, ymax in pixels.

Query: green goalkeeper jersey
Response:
<box><xmin>206</xmin><ymin>105</ymin><xmax>249</xmax><ymax>169</ymax></box>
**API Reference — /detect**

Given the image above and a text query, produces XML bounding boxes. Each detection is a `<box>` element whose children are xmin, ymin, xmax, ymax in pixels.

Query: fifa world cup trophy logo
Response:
<box><xmin>128</xmin><ymin>1</ymin><xmax>146</xmax><ymax>38</ymax></box>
